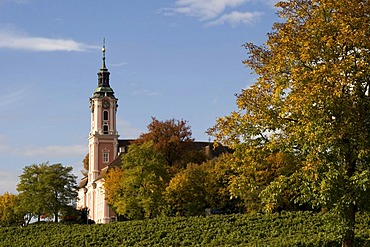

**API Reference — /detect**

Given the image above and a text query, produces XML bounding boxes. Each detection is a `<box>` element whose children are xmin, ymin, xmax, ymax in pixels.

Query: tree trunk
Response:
<box><xmin>54</xmin><ymin>211</ymin><xmax>59</xmax><ymax>223</ymax></box>
<box><xmin>341</xmin><ymin>139</ymin><xmax>356</xmax><ymax>247</ymax></box>
<box><xmin>341</xmin><ymin>202</ymin><xmax>356</xmax><ymax>247</ymax></box>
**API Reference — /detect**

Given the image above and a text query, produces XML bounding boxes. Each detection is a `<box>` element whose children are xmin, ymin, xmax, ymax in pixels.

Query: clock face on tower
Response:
<box><xmin>103</xmin><ymin>101</ymin><xmax>110</xmax><ymax>109</ymax></box>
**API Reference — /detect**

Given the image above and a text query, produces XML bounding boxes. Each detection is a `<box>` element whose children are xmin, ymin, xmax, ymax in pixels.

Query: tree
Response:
<box><xmin>226</xmin><ymin>146</ymin><xmax>300</xmax><ymax>213</ymax></box>
<box><xmin>17</xmin><ymin>163</ymin><xmax>49</xmax><ymax>222</ymax></box>
<box><xmin>104</xmin><ymin>142</ymin><xmax>170</xmax><ymax>219</ymax></box>
<box><xmin>165</xmin><ymin>154</ymin><xmax>243</xmax><ymax>216</ymax></box>
<box><xmin>104</xmin><ymin>167</ymin><xmax>126</xmax><ymax>216</ymax></box>
<box><xmin>208</xmin><ymin>0</ymin><xmax>370</xmax><ymax>246</ymax></box>
<box><xmin>0</xmin><ymin>193</ymin><xmax>25</xmax><ymax>226</ymax></box>
<box><xmin>60</xmin><ymin>206</ymin><xmax>92</xmax><ymax>224</ymax></box>
<box><xmin>135</xmin><ymin>117</ymin><xmax>204</xmax><ymax>172</ymax></box>
<box><xmin>165</xmin><ymin>163</ymin><xmax>209</xmax><ymax>216</ymax></box>
<box><xmin>81</xmin><ymin>153</ymin><xmax>89</xmax><ymax>176</ymax></box>
<box><xmin>203</xmin><ymin>153</ymin><xmax>244</xmax><ymax>213</ymax></box>
<box><xmin>17</xmin><ymin>162</ymin><xmax>78</xmax><ymax>223</ymax></box>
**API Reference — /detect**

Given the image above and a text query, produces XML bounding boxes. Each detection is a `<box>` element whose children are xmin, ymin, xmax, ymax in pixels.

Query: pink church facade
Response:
<box><xmin>77</xmin><ymin>45</ymin><xmax>119</xmax><ymax>223</ymax></box>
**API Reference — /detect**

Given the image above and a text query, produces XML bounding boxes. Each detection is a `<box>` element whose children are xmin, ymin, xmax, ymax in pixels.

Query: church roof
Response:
<box><xmin>79</xmin><ymin>177</ymin><xmax>88</xmax><ymax>188</ymax></box>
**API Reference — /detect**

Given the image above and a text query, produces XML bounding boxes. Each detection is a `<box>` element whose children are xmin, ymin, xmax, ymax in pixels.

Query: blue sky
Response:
<box><xmin>0</xmin><ymin>0</ymin><xmax>279</xmax><ymax>194</ymax></box>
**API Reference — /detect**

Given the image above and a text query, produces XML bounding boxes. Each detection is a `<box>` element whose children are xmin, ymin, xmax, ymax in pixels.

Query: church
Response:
<box><xmin>77</xmin><ymin>45</ymin><xmax>229</xmax><ymax>223</ymax></box>
<box><xmin>76</xmin><ymin>44</ymin><xmax>123</xmax><ymax>223</ymax></box>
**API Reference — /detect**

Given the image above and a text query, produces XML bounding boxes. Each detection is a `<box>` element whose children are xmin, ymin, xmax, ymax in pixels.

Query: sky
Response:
<box><xmin>0</xmin><ymin>0</ymin><xmax>280</xmax><ymax>194</ymax></box>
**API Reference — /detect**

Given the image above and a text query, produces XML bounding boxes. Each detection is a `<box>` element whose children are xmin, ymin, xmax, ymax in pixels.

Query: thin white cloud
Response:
<box><xmin>0</xmin><ymin>30</ymin><xmax>98</xmax><ymax>52</ymax></box>
<box><xmin>0</xmin><ymin>171</ymin><xmax>18</xmax><ymax>194</ymax></box>
<box><xmin>162</xmin><ymin>0</ymin><xmax>248</xmax><ymax>20</ymax></box>
<box><xmin>23</xmin><ymin>145</ymin><xmax>87</xmax><ymax>158</ymax></box>
<box><xmin>0</xmin><ymin>144</ymin><xmax>10</xmax><ymax>153</ymax></box>
<box><xmin>0</xmin><ymin>135</ymin><xmax>11</xmax><ymax>154</ymax></box>
<box><xmin>159</xmin><ymin>0</ymin><xmax>272</xmax><ymax>27</ymax></box>
<box><xmin>117</xmin><ymin>118</ymin><xmax>143</xmax><ymax>139</ymax></box>
<box><xmin>133</xmin><ymin>89</ymin><xmax>163</xmax><ymax>97</ymax></box>
<box><xmin>0</xmin><ymin>0</ymin><xmax>28</xmax><ymax>3</ymax></box>
<box><xmin>206</xmin><ymin>11</ymin><xmax>263</xmax><ymax>27</ymax></box>
<box><xmin>0</xmin><ymin>86</ymin><xmax>29</xmax><ymax>108</ymax></box>
<box><xmin>262</xmin><ymin>0</ymin><xmax>280</xmax><ymax>8</ymax></box>
<box><xmin>110</xmin><ymin>62</ymin><xmax>128</xmax><ymax>67</ymax></box>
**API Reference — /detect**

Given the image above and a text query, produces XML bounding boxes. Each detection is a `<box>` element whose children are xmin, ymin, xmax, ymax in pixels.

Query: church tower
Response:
<box><xmin>88</xmin><ymin>43</ymin><xmax>119</xmax><ymax>183</ymax></box>
<box><xmin>77</xmin><ymin>42</ymin><xmax>120</xmax><ymax>223</ymax></box>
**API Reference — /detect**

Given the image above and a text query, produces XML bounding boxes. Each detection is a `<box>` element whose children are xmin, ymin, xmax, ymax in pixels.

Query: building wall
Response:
<box><xmin>78</xmin><ymin>96</ymin><xmax>118</xmax><ymax>223</ymax></box>
<box><xmin>77</xmin><ymin>48</ymin><xmax>120</xmax><ymax>224</ymax></box>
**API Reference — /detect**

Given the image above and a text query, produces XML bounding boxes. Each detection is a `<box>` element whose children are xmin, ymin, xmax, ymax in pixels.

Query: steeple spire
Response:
<box><xmin>102</xmin><ymin>38</ymin><xmax>107</xmax><ymax>69</ymax></box>
<box><xmin>93</xmin><ymin>38</ymin><xmax>115</xmax><ymax>98</ymax></box>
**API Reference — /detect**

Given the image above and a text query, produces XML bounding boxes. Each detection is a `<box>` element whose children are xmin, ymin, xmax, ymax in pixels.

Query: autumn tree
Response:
<box><xmin>83</xmin><ymin>153</ymin><xmax>89</xmax><ymax>171</ymax></box>
<box><xmin>208</xmin><ymin>0</ymin><xmax>370</xmax><ymax>246</ymax></box>
<box><xmin>17</xmin><ymin>163</ymin><xmax>78</xmax><ymax>223</ymax></box>
<box><xmin>135</xmin><ymin>117</ymin><xmax>205</xmax><ymax>171</ymax></box>
<box><xmin>226</xmin><ymin>147</ymin><xmax>299</xmax><ymax>213</ymax></box>
<box><xmin>105</xmin><ymin>142</ymin><xmax>170</xmax><ymax>219</ymax></box>
<box><xmin>104</xmin><ymin>167</ymin><xmax>125</xmax><ymax>216</ymax></box>
<box><xmin>105</xmin><ymin>117</ymin><xmax>209</xmax><ymax>219</ymax></box>
<box><xmin>81</xmin><ymin>153</ymin><xmax>89</xmax><ymax>176</ymax></box>
<box><xmin>0</xmin><ymin>193</ymin><xmax>25</xmax><ymax>226</ymax></box>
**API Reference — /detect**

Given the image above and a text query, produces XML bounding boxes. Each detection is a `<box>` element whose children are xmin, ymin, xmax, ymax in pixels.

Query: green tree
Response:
<box><xmin>208</xmin><ymin>0</ymin><xmax>370</xmax><ymax>246</ymax></box>
<box><xmin>203</xmin><ymin>153</ymin><xmax>244</xmax><ymax>213</ymax></box>
<box><xmin>17</xmin><ymin>163</ymin><xmax>49</xmax><ymax>222</ymax></box>
<box><xmin>17</xmin><ymin>162</ymin><xmax>78</xmax><ymax>223</ymax></box>
<box><xmin>105</xmin><ymin>142</ymin><xmax>170</xmax><ymax>219</ymax></box>
<box><xmin>0</xmin><ymin>193</ymin><xmax>25</xmax><ymax>226</ymax></box>
<box><xmin>165</xmin><ymin>154</ymin><xmax>243</xmax><ymax>216</ymax></box>
<box><xmin>165</xmin><ymin>163</ymin><xmax>209</xmax><ymax>216</ymax></box>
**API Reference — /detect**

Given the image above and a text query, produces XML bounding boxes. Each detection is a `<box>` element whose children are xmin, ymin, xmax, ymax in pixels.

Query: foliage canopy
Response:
<box><xmin>105</xmin><ymin>142</ymin><xmax>170</xmax><ymax>219</ymax></box>
<box><xmin>17</xmin><ymin>162</ymin><xmax>78</xmax><ymax>223</ymax></box>
<box><xmin>105</xmin><ymin>117</ymin><xmax>237</xmax><ymax>219</ymax></box>
<box><xmin>208</xmin><ymin>0</ymin><xmax>370</xmax><ymax>245</ymax></box>
<box><xmin>135</xmin><ymin>117</ymin><xmax>202</xmax><ymax>170</ymax></box>
<box><xmin>0</xmin><ymin>192</ymin><xmax>24</xmax><ymax>227</ymax></box>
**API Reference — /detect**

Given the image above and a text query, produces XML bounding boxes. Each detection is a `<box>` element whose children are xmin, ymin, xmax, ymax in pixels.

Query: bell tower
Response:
<box><xmin>88</xmin><ymin>41</ymin><xmax>119</xmax><ymax>183</ymax></box>
<box><xmin>77</xmin><ymin>40</ymin><xmax>120</xmax><ymax>223</ymax></box>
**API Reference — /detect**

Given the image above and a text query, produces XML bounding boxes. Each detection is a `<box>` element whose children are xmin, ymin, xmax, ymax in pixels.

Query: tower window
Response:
<box><xmin>103</xmin><ymin>124</ymin><xmax>109</xmax><ymax>134</ymax></box>
<box><xmin>103</xmin><ymin>152</ymin><xmax>109</xmax><ymax>163</ymax></box>
<box><xmin>103</xmin><ymin>110</ymin><xmax>109</xmax><ymax>121</ymax></box>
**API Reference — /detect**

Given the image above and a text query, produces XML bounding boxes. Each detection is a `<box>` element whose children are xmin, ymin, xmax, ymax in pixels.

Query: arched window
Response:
<box><xmin>103</xmin><ymin>110</ymin><xmax>109</xmax><ymax>121</ymax></box>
